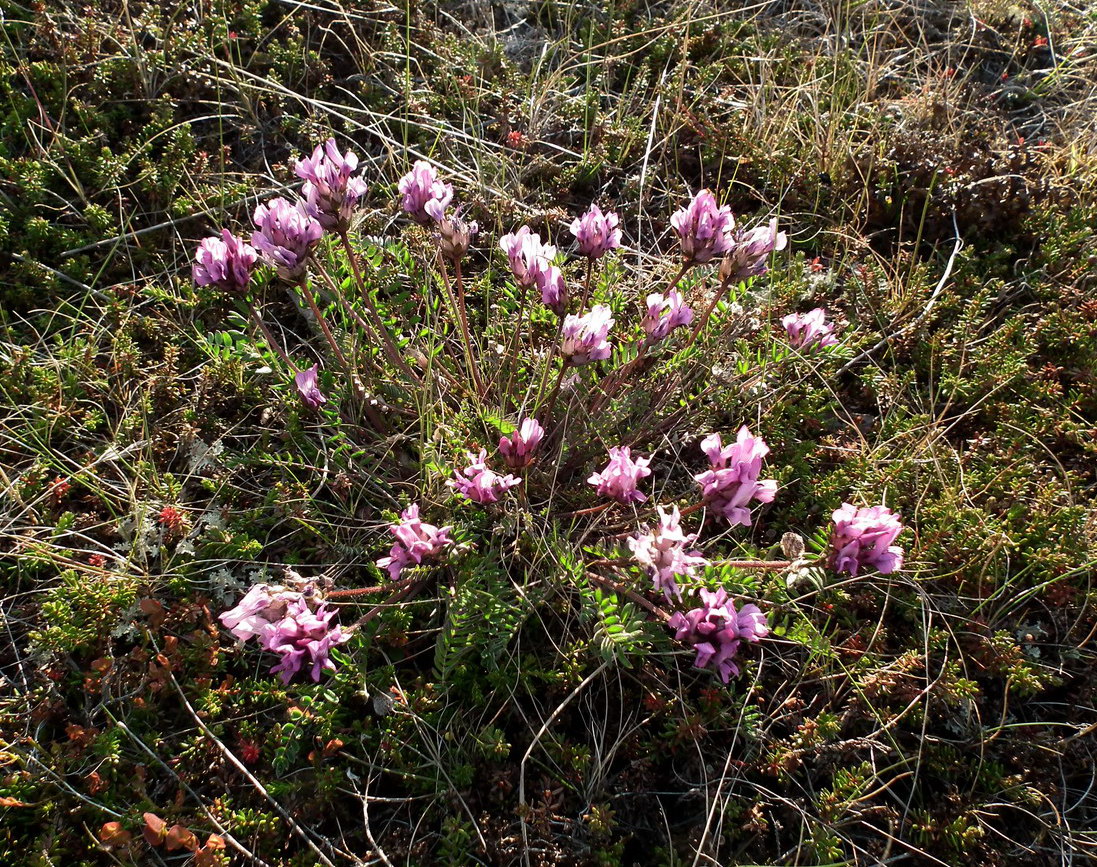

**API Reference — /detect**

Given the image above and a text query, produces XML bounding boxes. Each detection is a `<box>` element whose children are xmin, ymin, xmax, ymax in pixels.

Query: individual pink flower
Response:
<box><xmin>693</xmin><ymin>427</ymin><xmax>778</xmax><ymax>526</ymax></box>
<box><xmin>449</xmin><ymin>450</ymin><xmax>521</xmax><ymax>504</ymax></box>
<box><xmin>670</xmin><ymin>190</ymin><xmax>735</xmax><ymax>265</ymax></box>
<box><xmin>718</xmin><ymin>217</ymin><xmax>787</xmax><ymax>284</ymax></box>
<box><xmin>570</xmin><ymin>204</ymin><xmax>622</xmax><ymax>259</ymax></box>
<box><xmin>667</xmin><ymin>588</ymin><xmax>768</xmax><ymax>683</ymax></box>
<box><xmin>377</xmin><ymin>504</ymin><xmax>453</xmax><ymax>580</ymax></box>
<box><xmin>627</xmin><ymin>505</ymin><xmax>708</xmax><ymax>600</ymax></box>
<box><xmin>828</xmin><ymin>503</ymin><xmax>905</xmax><ymax>576</ymax></box>
<box><xmin>398</xmin><ymin>160</ymin><xmax>453</xmax><ymax>224</ymax></box>
<box><xmin>498</xmin><ymin>418</ymin><xmax>544</xmax><ymax>469</ymax></box>
<box><xmin>642</xmin><ymin>289</ymin><xmax>694</xmax><ymax>342</ymax></box>
<box><xmin>294</xmin><ymin>365</ymin><xmax>327</xmax><ymax>409</ymax></box>
<box><xmin>251</xmin><ymin>197</ymin><xmax>323</xmax><ymax>281</ymax></box>
<box><xmin>587</xmin><ymin>446</ymin><xmax>651</xmax><ymax>504</ymax></box>
<box><xmin>193</xmin><ymin>229</ymin><xmax>258</xmax><ymax>294</ymax></box>
<box><xmin>561</xmin><ymin>304</ymin><xmax>614</xmax><ymax>365</ymax></box>
<box><xmin>781</xmin><ymin>308</ymin><xmax>838</xmax><ymax>351</ymax></box>
<box><xmin>295</xmin><ymin>138</ymin><xmax>368</xmax><ymax>233</ymax></box>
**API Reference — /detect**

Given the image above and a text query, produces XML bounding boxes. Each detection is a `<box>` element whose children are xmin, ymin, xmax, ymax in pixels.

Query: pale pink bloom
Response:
<box><xmin>569</xmin><ymin>204</ymin><xmax>621</xmax><ymax>259</ymax></box>
<box><xmin>828</xmin><ymin>503</ymin><xmax>904</xmax><ymax>576</ymax></box>
<box><xmin>251</xmin><ymin>197</ymin><xmax>323</xmax><ymax>281</ymax></box>
<box><xmin>294</xmin><ymin>365</ymin><xmax>327</xmax><ymax>409</ymax></box>
<box><xmin>449</xmin><ymin>449</ymin><xmax>521</xmax><ymax>504</ymax></box>
<box><xmin>670</xmin><ymin>190</ymin><xmax>735</xmax><ymax>265</ymax></box>
<box><xmin>398</xmin><ymin>160</ymin><xmax>453</xmax><ymax>224</ymax></box>
<box><xmin>193</xmin><ymin>229</ymin><xmax>257</xmax><ymax>294</ymax></box>
<box><xmin>561</xmin><ymin>304</ymin><xmax>614</xmax><ymax>365</ymax></box>
<box><xmin>499</xmin><ymin>227</ymin><xmax>565</xmax><ymax>311</ymax></box>
<box><xmin>781</xmin><ymin>308</ymin><xmax>838</xmax><ymax>351</ymax></box>
<box><xmin>667</xmin><ymin>588</ymin><xmax>768</xmax><ymax>683</ymax></box>
<box><xmin>643</xmin><ymin>289</ymin><xmax>694</xmax><ymax>342</ymax></box>
<box><xmin>499</xmin><ymin>418</ymin><xmax>545</xmax><ymax>469</ymax></box>
<box><xmin>627</xmin><ymin>505</ymin><xmax>708</xmax><ymax>600</ymax></box>
<box><xmin>376</xmin><ymin>504</ymin><xmax>453</xmax><ymax>580</ymax></box>
<box><xmin>693</xmin><ymin>427</ymin><xmax>779</xmax><ymax>526</ymax></box>
<box><xmin>718</xmin><ymin>218</ymin><xmax>787</xmax><ymax>284</ymax></box>
<box><xmin>587</xmin><ymin>446</ymin><xmax>651</xmax><ymax>504</ymax></box>
<box><xmin>295</xmin><ymin>138</ymin><xmax>368</xmax><ymax>233</ymax></box>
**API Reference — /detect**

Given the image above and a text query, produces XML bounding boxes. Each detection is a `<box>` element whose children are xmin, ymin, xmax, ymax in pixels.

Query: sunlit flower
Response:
<box><xmin>561</xmin><ymin>304</ymin><xmax>614</xmax><ymax>365</ymax></box>
<box><xmin>781</xmin><ymin>307</ymin><xmax>838</xmax><ymax>351</ymax></box>
<box><xmin>398</xmin><ymin>160</ymin><xmax>453</xmax><ymax>224</ymax></box>
<box><xmin>449</xmin><ymin>449</ymin><xmax>521</xmax><ymax>504</ymax></box>
<box><xmin>718</xmin><ymin>217</ymin><xmax>787</xmax><ymax>284</ymax></box>
<box><xmin>377</xmin><ymin>504</ymin><xmax>453</xmax><ymax>580</ymax></box>
<box><xmin>296</xmin><ymin>138</ymin><xmax>368</xmax><ymax>233</ymax></box>
<box><xmin>627</xmin><ymin>505</ymin><xmax>707</xmax><ymax>600</ymax></box>
<box><xmin>828</xmin><ymin>503</ymin><xmax>904</xmax><ymax>576</ymax></box>
<box><xmin>499</xmin><ymin>227</ymin><xmax>565</xmax><ymax>310</ymax></box>
<box><xmin>668</xmin><ymin>588</ymin><xmax>768</xmax><ymax>683</ymax></box>
<box><xmin>251</xmin><ymin>197</ymin><xmax>323</xmax><ymax>281</ymax></box>
<box><xmin>294</xmin><ymin>365</ymin><xmax>327</xmax><ymax>409</ymax></box>
<box><xmin>570</xmin><ymin>204</ymin><xmax>622</xmax><ymax>260</ymax></box>
<box><xmin>587</xmin><ymin>446</ymin><xmax>651</xmax><ymax>504</ymax></box>
<box><xmin>642</xmin><ymin>289</ymin><xmax>694</xmax><ymax>342</ymax></box>
<box><xmin>438</xmin><ymin>211</ymin><xmax>479</xmax><ymax>262</ymax></box>
<box><xmin>193</xmin><ymin>229</ymin><xmax>258</xmax><ymax>294</ymax></box>
<box><xmin>499</xmin><ymin>418</ymin><xmax>545</xmax><ymax>469</ymax></box>
<box><xmin>693</xmin><ymin>427</ymin><xmax>778</xmax><ymax>526</ymax></box>
<box><xmin>670</xmin><ymin>190</ymin><xmax>735</xmax><ymax>265</ymax></box>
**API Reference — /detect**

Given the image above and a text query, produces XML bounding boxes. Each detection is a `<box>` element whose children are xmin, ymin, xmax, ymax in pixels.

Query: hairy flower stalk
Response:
<box><xmin>782</xmin><ymin>308</ymin><xmax>838</xmax><ymax>351</ymax></box>
<box><xmin>219</xmin><ymin>582</ymin><xmax>349</xmax><ymax>684</ymax></box>
<box><xmin>398</xmin><ymin>160</ymin><xmax>452</xmax><ymax>224</ymax></box>
<box><xmin>449</xmin><ymin>450</ymin><xmax>522</xmax><ymax>504</ymax></box>
<box><xmin>252</xmin><ymin>197</ymin><xmax>323</xmax><ymax>281</ymax></box>
<box><xmin>499</xmin><ymin>418</ymin><xmax>545</xmax><ymax>469</ymax></box>
<box><xmin>693</xmin><ymin>427</ymin><xmax>778</xmax><ymax>526</ymax></box>
<box><xmin>668</xmin><ymin>588</ymin><xmax>768</xmax><ymax>683</ymax></box>
<box><xmin>296</xmin><ymin>138</ymin><xmax>368</xmax><ymax>233</ymax></box>
<box><xmin>588</xmin><ymin>446</ymin><xmax>652</xmax><ymax>504</ymax></box>
<box><xmin>193</xmin><ymin>229</ymin><xmax>257</xmax><ymax>294</ymax></box>
<box><xmin>377</xmin><ymin>504</ymin><xmax>453</xmax><ymax>580</ymax></box>
<box><xmin>828</xmin><ymin>503</ymin><xmax>904</xmax><ymax>576</ymax></box>
<box><xmin>628</xmin><ymin>505</ymin><xmax>708</xmax><ymax>600</ymax></box>
<box><xmin>671</xmin><ymin>190</ymin><xmax>735</xmax><ymax>266</ymax></box>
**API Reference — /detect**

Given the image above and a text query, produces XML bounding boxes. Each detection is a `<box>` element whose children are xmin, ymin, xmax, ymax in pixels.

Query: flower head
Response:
<box><xmin>667</xmin><ymin>588</ymin><xmax>768</xmax><ymax>683</ymax></box>
<box><xmin>828</xmin><ymin>503</ymin><xmax>904</xmax><ymax>576</ymax></box>
<box><xmin>251</xmin><ymin>197</ymin><xmax>323</xmax><ymax>281</ymax></box>
<box><xmin>438</xmin><ymin>211</ymin><xmax>479</xmax><ymax>262</ymax></box>
<box><xmin>587</xmin><ymin>446</ymin><xmax>651</xmax><ymax>504</ymax></box>
<box><xmin>398</xmin><ymin>160</ymin><xmax>453</xmax><ymax>224</ymax></box>
<box><xmin>219</xmin><ymin>582</ymin><xmax>348</xmax><ymax>685</ymax></box>
<box><xmin>561</xmin><ymin>304</ymin><xmax>614</xmax><ymax>365</ymax></box>
<box><xmin>781</xmin><ymin>307</ymin><xmax>838</xmax><ymax>351</ymax></box>
<box><xmin>193</xmin><ymin>229</ymin><xmax>258</xmax><ymax>294</ymax></box>
<box><xmin>377</xmin><ymin>504</ymin><xmax>453</xmax><ymax>580</ymax></box>
<box><xmin>693</xmin><ymin>427</ymin><xmax>778</xmax><ymax>526</ymax></box>
<box><xmin>499</xmin><ymin>227</ymin><xmax>565</xmax><ymax>312</ymax></box>
<box><xmin>718</xmin><ymin>217</ymin><xmax>787</xmax><ymax>284</ymax></box>
<box><xmin>449</xmin><ymin>449</ymin><xmax>522</xmax><ymax>504</ymax></box>
<box><xmin>296</xmin><ymin>138</ymin><xmax>368</xmax><ymax>233</ymax></box>
<box><xmin>627</xmin><ymin>505</ymin><xmax>707</xmax><ymax>600</ymax></box>
<box><xmin>670</xmin><ymin>190</ymin><xmax>735</xmax><ymax>265</ymax></box>
<box><xmin>498</xmin><ymin>418</ymin><xmax>544</xmax><ymax>469</ymax></box>
<box><xmin>294</xmin><ymin>365</ymin><xmax>327</xmax><ymax>409</ymax></box>
<box><xmin>570</xmin><ymin>204</ymin><xmax>622</xmax><ymax>260</ymax></box>
<box><xmin>643</xmin><ymin>289</ymin><xmax>694</xmax><ymax>342</ymax></box>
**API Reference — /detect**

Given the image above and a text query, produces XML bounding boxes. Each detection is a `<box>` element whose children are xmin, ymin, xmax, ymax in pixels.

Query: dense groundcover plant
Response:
<box><xmin>196</xmin><ymin>139</ymin><xmax>903</xmax><ymax>690</ymax></box>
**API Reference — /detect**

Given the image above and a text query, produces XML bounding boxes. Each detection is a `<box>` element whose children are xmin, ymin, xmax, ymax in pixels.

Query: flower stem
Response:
<box><xmin>684</xmin><ymin>272</ymin><xmax>734</xmax><ymax>350</ymax></box>
<box><xmin>248</xmin><ymin>303</ymin><xmax>294</xmax><ymax>369</ymax></box>
<box><xmin>298</xmin><ymin>276</ymin><xmax>351</xmax><ymax>372</ymax></box>
<box><xmin>585</xmin><ymin>571</ymin><xmax>670</xmax><ymax>623</ymax></box>
<box><xmin>450</xmin><ymin>257</ymin><xmax>486</xmax><ymax>397</ymax></box>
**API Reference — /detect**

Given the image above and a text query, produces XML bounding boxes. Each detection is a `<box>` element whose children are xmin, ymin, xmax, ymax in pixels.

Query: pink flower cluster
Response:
<box><xmin>694</xmin><ymin>427</ymin><xmax>778</xmax><ymax>526</ymax></box>
<box><xmin>252</xmin><ymin>197</ymin><xmax>323</xmax><ymax>281</ymax></box>
<box><xmin>718</xmin><ymin>218</ymin><xmax>787</xmax><ymax>284</ymax></box>
<box><xmin>219</xmin><ymin>583</ymin><xmax>349</xmax><ymax>685</ymax></box>
<box><xmin>296</xmin><ymin>138</ymin><xmax>368</xmax><ymax>233</ymax></box>
<box><xmin>561</xmin><ymin>305</ymin><xmax>614</xmax><ymax>365</ymax></box>
<box><xmin>570</xmin><ymin>204</ymin><xmax>622</xmax><ymax>260</ymax></box>
<box><xmin>828</xmin><ymin>503</ymin><xmax>904</xmax><ymax>576</ymax></box>
<box><xmin>671</xmin><ymin>190</ymin><xmax>735</xmax><ymax>265</ymax></box>
<box><xmin>398</xmin><ymin>160</ymin><xmax>453</xmax><ymax>224</ymax></box>
<box><xmin>192</xmin><ymin>229</ymin><xmax>257</xmax><ymax>295</ymax></box>
<box><xmin>668</xmin><ymin>588</ymin><xmax>768</xmax><ymax>682</ymax></box>
<box><xmin>588</xmin><ymin>446</ymin><xmax>651</xmax><ymax>504</ymax></box>
<box><xmin>642</xmin><ymin>290</ymin><xmax>693</xmax><ymax>342</ymax></box>
<box><xmin>449</xmin><ymin>450</ymin><xmax>522</xmax><ymax>504</ymax></box>
<box><xmin>499</xmin><ymin>418</ymin><xmax>544</xmax><ymax>469</ymax></box>
<box><xmin>377</xmin><ymin>504</ymin><xmax>453</xmax><ymax>579</ymax></box>
<box><xmin>500</xmin><ymin>227</ymin><xmax>566</xmax><ymax>313</ymax></box>
<box><xmin>628</xmin><ymin>505</ymin><xmax>707</xmax><ymax>600</ymax></box>
<box><xmin>782</xmin><ymin>308</ymin><xmax>838</xmax><ymax>351</ymax></box>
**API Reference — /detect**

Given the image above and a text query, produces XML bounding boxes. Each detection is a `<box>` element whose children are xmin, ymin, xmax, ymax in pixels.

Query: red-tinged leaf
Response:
<box><xmin>142</xmin><ymin>812</ymin><xmax>166</xmax><ymax>846</ymax></box>
<box><xmin>164</xmin><ymin>824</ymin><xmax>199</xmax><ymax>852</ymax></box>
<box><xmin>0</xmin><ymin>796</ymin><xmax>29</xmax><ymax>807</ymax></box>
<box><xmin>193</xmin><ymin>848</ymin><xmax>216</xmax><ymax>867</ymax></box>
<box><xmin>99</xmin><ymin>821</ymin><xmax>131</xmax><ymax>847</ymax></box>
<box><xmin>205</xmin><ymin>834</ymin><xmax>226</xmax><ymax>850</ymax></box>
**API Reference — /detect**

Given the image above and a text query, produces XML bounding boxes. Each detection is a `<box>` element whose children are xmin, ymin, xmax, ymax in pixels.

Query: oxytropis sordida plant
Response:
<box><xmin>197</xmin><ymin>140</ymin><xmax>903</xmax><ymax>686</ymax></box>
